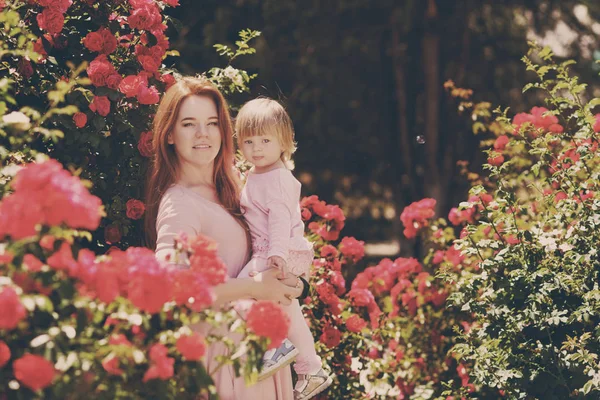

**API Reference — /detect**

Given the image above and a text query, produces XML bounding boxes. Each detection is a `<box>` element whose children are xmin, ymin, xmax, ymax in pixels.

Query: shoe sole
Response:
<box><xmin>257</xmin><ymin>347</ymin><xmax>300</xmax><ymax>382</ymax></box>
<box><xmin>296</xmin><ymin>375</ymin><xmax>333</xmax><ymax>400</ymax></box>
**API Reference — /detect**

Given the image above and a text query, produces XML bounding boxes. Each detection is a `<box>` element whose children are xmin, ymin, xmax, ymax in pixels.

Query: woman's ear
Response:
<box><xmin>167</xmin><ymin>134</ymin><xmax>174</xmax><ymax>145</ymax></box>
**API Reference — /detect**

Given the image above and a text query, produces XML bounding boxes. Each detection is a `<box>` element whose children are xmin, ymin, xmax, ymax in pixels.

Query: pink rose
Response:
<box><xmin>73</xmin><ymin>112</ymin><xmax>87</xmax><ymax>128</ymax></box>
<box><xmin>137</xmin><ymin>130</ymin><xmax>153</xmax><ymax>157</ymax></box>
<box><xmin>36</xmin><ymin>8</ymin><xmax>65</xmax><ymax>34</ymax></box>
<box><xmin>89</xmin><ymin>96</ymin><xmax>110</xmax><ymax>117</ymax></box>
<box><xmin>126</xmin><ymin>199</ymin><xmax>146</xmax><ymax>220</ymax></box>
<box><xmin>137</xmin><ymin>85</ymin><xmax>159</xmax><ymax>105</ymax></box>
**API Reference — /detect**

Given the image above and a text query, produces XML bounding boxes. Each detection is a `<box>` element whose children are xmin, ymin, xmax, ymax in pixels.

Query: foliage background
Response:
<box><xmin>164</xmin><ymin>0</ymin><xmax>600</xmax><ymax>261</ymax></box>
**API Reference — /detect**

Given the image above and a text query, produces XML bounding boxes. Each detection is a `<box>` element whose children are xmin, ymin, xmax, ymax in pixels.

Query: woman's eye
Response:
<box><xmin>183</xmin><ymin>123</ymin><xmax>194</xmax><ymax>127</ymax></box>
<box><xmin>208</xmin><ymin>122</ymin><xmax>218</xmax><ymax>126</ymax></box>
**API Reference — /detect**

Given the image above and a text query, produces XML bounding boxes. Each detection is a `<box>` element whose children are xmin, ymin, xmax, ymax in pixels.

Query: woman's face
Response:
<box><xmin>168</xmin><ymin>95</ymin><xmax>222</xmax><ymax>171</ymax></box>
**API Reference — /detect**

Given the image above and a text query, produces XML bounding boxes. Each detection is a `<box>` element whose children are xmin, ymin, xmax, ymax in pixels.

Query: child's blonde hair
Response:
<box><xmin>235</xmin><ymin>98</ymin><xmax>297</xmax><ymax>165</ymax></box>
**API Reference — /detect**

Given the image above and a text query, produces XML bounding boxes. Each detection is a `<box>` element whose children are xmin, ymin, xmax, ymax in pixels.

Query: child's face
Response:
<box><xmin>240</xmin><ymin>133</ymin><xmax>283</xmax><ymax>172</ymax></box>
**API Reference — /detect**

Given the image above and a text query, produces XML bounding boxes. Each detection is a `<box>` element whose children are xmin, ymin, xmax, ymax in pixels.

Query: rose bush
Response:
<box><xmin>0</xmin><ymin>3</ymin><xmax>288</xmax><ymax>397</ymax></box>
<box><xmin>1</xmin><ymin>0</ymin><xmax>257</xmax><ymax>252</ymax></box>
<box><xmin>437</xmin><ymin>45</ymin><xmax>600</xmax><ymax>399</ymax></box>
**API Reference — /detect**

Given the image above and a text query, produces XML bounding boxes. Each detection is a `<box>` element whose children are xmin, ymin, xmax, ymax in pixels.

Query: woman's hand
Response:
<box><xmin>249</xmin><ymin>269</ymin><xmax>302</xmax><ymax>306</ymax></box>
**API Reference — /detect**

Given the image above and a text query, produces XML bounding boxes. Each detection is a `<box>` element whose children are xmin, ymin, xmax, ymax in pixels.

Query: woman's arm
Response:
<box><xmin>211</xmin><ymin>269</ymin><xmax>302</xmax><ymax>308</ymax></box>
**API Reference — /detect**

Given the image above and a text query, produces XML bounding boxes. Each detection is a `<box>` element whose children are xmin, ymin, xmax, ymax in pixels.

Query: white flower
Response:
<box><xmin>2</xmin><ymin>111</ymin><xmax>31</xmax><ymax>131</ymax></box>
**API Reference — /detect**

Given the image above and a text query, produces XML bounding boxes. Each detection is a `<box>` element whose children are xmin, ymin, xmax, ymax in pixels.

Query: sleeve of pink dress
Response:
<box><xmin>155</xmin><ymin>185</ymin><xmax>294</xmax><ymax>400</ymax></box>
<box><xmin>265</xmin><ymin>171</ymin><xmax>298</xmax><ymax>261</ymax></box>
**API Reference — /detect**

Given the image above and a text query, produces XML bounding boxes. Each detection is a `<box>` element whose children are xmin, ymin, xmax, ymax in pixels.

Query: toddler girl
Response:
<box><xmin>235</xmin><ymin>98</ymin><xmax>332</xmax><ymax>400</ymax></box>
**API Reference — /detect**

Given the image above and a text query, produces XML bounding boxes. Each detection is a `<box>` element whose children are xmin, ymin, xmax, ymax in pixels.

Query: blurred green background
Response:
<box><xmin>164</xmin><ymin>0</ymin><xmax>600</xmax><ymax>258</ymax></box>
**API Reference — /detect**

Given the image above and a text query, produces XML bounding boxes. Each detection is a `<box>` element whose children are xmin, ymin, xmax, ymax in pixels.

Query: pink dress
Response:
<box><xmin>155</xmin><ymin>184</ymin><xmax>294</xmax><ymax>400</ymax></box>
<box><xmin>240</xmin><ymin>168</ymin><xmax>313</xmax><ymax>276</ymax></box>
<box><xmin>238</xmin><ymin>168</ymin><xmax>322</xmax><ymax>375</ymax></box>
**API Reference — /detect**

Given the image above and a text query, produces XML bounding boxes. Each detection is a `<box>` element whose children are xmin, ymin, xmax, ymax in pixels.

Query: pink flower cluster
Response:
<box><xmin>35</xmin><ymin>0</ymin><xmax>72</xmax><ymax>34</ymax></box>
<box><xmin>400</xmin><ymin>198</ymin><xmax>436</xmax><ymax>239</ymax></box>
<box><xmin>448</xmin><ymin>193</ymin><xmax>493</xmax><ymax>226</ymax></box>
<box><xmin>352</xmin><ymin>257</ymin><xmax>447</xmax><ymax>318</ymax></box>
<box><xmin>301</xmin><ymin>195</ymin><xmax>346</xmax><ymax>241</ymax></box>
<box><xmin>246</xmin><ymin>301</ymin><xmax>290</xmax><ymax>349</ymax></box>
<box><xmin>0</xmin><ymin>160</ymin><xmax>102</xmax><ymax>240</ymax></box>
<box><xmin>512</xmin><ymin>106</ymin><xmax>564</xmax><ymax>135</ymax></box>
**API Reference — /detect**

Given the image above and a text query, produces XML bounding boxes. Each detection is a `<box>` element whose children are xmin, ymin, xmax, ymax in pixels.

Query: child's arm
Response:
<box><xmin>266</xmin><ymin>202</ymin><xmax>291</xmax><ymax>278</ymax></box>
<box><xmin>265</xmin><ymin>172</ymin><xmax>296</xmax><ymax>278</ymax></box>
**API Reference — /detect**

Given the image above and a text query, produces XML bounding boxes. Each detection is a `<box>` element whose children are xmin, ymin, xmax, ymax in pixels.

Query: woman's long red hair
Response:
<box><xmin>144</xmin><ymin>76</ymin><xmax>246</xmax><ymax>249</ymax></box>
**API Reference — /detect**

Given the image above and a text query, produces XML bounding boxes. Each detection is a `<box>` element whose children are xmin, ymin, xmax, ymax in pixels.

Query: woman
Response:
<box><xmin>144</xmin><ymin>76</ymin><xmax>300</xmax><ymax>399</ymax></box>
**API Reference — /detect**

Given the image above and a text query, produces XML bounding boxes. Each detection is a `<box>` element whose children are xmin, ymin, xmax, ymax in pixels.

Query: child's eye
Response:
<box><xmin>244</xmin><ymin>140</ymin><xmax>252</xmax><ymax>144</ymax></box>
<box><xmin>262</xmin><ymin>138</ymin><xmax>270</xmax><ymax>143</ymax></box>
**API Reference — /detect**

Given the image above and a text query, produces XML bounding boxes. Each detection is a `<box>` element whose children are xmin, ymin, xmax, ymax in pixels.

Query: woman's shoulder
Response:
<box><xmin>158</xmin><ymin>185</ymin><xmax>198</xmax><ymax>212</ymax></box>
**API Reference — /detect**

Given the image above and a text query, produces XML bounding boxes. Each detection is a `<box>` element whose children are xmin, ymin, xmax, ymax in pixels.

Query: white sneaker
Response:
<box><xmin>293</xmin><ymin>368</ymin><xmax>333</xmax><ymax>400</ymax></box>
<box><xmin>257</xmin><ymin>338</ymin><xmax>299</xmax><ymax>381</ymax></box>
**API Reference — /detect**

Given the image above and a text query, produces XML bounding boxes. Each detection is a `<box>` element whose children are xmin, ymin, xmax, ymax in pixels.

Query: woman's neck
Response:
<box><xmin>177</xmin><ymin>162</ymin><xmax>215</xmax><ymax>188</ymax></box>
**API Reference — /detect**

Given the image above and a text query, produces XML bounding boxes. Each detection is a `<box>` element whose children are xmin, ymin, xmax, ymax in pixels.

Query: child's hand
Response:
<box><xmin>268</xmin><ymin>255</ymin><xmax>289</xmax><ymax>278</ymax></box>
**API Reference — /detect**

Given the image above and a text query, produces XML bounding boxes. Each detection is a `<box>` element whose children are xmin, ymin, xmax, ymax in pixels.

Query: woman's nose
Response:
<box><xmin>195</xmin><ymin>126</ymin><xmax>208</xmax><ymax>137</ymax></box>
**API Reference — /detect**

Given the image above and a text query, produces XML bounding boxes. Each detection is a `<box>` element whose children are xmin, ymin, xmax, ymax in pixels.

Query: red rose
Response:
<box><xmin>104</xmin><ymin>224</ymin><xmax>122</xmax><ymax>244</ymax></box>
<box><xmin>320</xmin><ymin>244</ymin><xmax>338</xmax><ymax>258</ymax></box>
<box><xmin>347</xmin><ymin>288</ymin><xmax>375</xmax><ymax>308</ymax></box>
<box><xmin>73</xmin><ymin>112</ymin><xmax>87</xmax><ymax>128</ymax></box>
<box><xmin>87</xmin><ymin>55</ymin><xmax>116</xmax><ymax>87</ymax></box>
<box><xmin>487</xmin><ymin>154</ymin><xmax>504</xmax><ymax>166</ymax></box>
<box><xmin>160</xmin><ymin>73</ymin><xmax>175</xmax><ymax>90</ymax></box>
<box><xmin>136</xmin><ymin>85</ymin><xmax>160</xmax><ymax>105</ymax></box>
<box><xmin>0</xmin><ymin>249</ymin><xmax>14</xmax><ymax>264</ymax></box>
<box><xmin>164</xmin><ymin>0</ymin><xmax>179</xmax><ymax>6</ymax></box>
<box><xmin>300</xmin><ymin>207</ymin><xmax>312</xmax><ymax>221</ymax></box>
<box><xmin>99</xmin><ymin>28</ymin><xmax>117</xmax><ymax>54</ymax></box>
<box><xmin>33</xmin><ymin>37</ymin><xmax>48</xmax><ymax>59</ymax></box>
<box><xmin>13</xmin><ymin>354</ymin><xmax>56</xmax><ymax>391</ymax></box>
<box><xmin>36</xmin><ymin>8</ymin><xmax>65</xmax><ymax>34</ymax></box>
<box><xmin>176</xmin><ymin>334</ymin><xmax>206</xmax><ymax>361</ymax></box>
<box><xmin>493</xmin><ymin>135</ymin><xmax>509</xmax><ymax>151</ymax></box>
<box><xmin>143</xmin><ymin>343</ymin><xmax>174</xmax><ymax>382</ymax></box>
<box><xmin>137</xmin><ymin>130</ymin><xmax>153</xmax><ymax>157</ymax></box>
<box><xmin>83</xmin><ymin>31</ymin><xmax>103</xmax><ymax>53</ymax></box>
<box><xmin>138</xmin><ymin>54</ymin><xmax>161</xmax><ymax>72</ymax></box>
<box><xmin>105</xmin><ymin>74</ymin><xmax>122</xmax><ymax>90</ymax></box>
<box><xmin>0</xmin><ymin>341</ymin><xmax>10</xmax><ymax>367</ymax></box>
<box><xmin>339</xmin><ymin>236</ymin><xmax>365</xmax><ymax>263</ymax></box>
<box><xmin>126</xmin><ymin>199</ymin><xmax>146</xmax><ymax>220</ymax></box>
<box><xmin>345</xmin><ymin>315</ymin><xmax>367</xmax><ymax>333</ymax></box>
<box><xmin>320</xmin><ymin>326</ymin><xmax>342</xmax><ymax>348</ymax></box>
<box><xmin>46</xmin><ymin>0</ymin><xmax>72</xmax><ymax>13</ymax></box>
<box><xmin>47</xmin><ymin>242</ymin><xmax>78</xmax><ymax>277</ymax></box>
<box><xmin>0</xmin><ymin>287</ymin><xmax>26</xmax><ymax>330</ymax></box>
<box><xmin>119</xmin><ymin>75</ymin><xmax>145</xmax><ymax>97</ymax></box>
<box><xmin>89</xmin><ymin>95</ymin><xmax>110</xmax><ymax>117</ymax></box>
<box><xmin>548</xmin><ymin>123</ymin><xmax>563</xmax><ymax>134</ymax></box>
<box><xmin>246</xmin><ymin>301</ymin><xmax>290</xmax><ymax>349</ymax></box>
<box><xmin>171</xmin><ymin>269</ymin><xmax>215</xmax><ymax>311</ymax></box>
<box><xmin>17</xmin><ymin>58</ymin><xmax>34</xmax><ymax>78</ymax></box>
<box><xmin>128</xmin><ymin>4</ymin><xmax>162</xmax><ymax>31</ymax></box>
<box><xmin>23</xmin><ymin>254</ymin><xmax>44</xmax><ymax>272</ymax></box>
<box><xmin>128</xmin><ymin>266</ymin><xmax>172</xmax><ymax>313</ymax></box>
<box><xmin>400</xmin><ymin>198</ymin><xmax>436</xmax><ymax>239</ymax></box>
<box><xmin>40</xmin><ymin>235</ymin><xmax>55</xmax><ymax>250</ymax></box>
<box><xmin>129</xmin><ymin>0</ymin><xmax>153</xmax><ymax>8</ymax></box>
<box><xmin>102</xmin><ymin>355</ymin><xmax>124</xmax><ymax>375</ymax></box>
